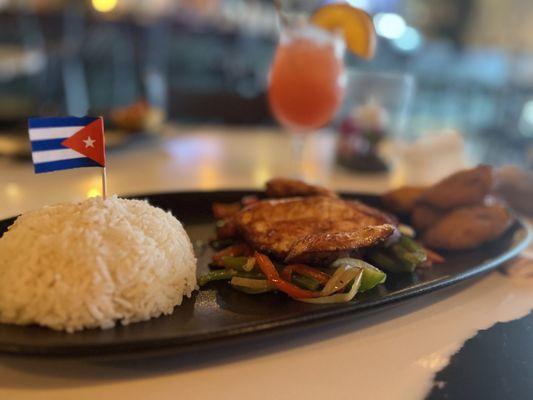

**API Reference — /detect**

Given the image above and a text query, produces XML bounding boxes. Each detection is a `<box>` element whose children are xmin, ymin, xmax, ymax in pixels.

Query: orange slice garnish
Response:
<box><xmin>311</xmin><ymin>3</ymin><xmax>376</xmax><ymax>60</ymax></box>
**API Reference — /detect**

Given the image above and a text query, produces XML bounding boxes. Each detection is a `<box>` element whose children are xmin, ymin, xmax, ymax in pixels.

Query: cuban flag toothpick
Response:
<box><xmin>28</xmin><ymin>116</ymin><xmax>107</xmax><ymax>197</ymax></box>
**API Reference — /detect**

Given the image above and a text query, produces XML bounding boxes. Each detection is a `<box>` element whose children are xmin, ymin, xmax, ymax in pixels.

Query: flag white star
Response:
<box><xmin>83</xmin><ymin>136</ymin><xmax>95</xmax><ymax>148</ymax></box>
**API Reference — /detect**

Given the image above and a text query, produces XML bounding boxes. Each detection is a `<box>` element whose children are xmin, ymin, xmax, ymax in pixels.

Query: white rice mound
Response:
<box><xmin>0</xmin><ymin>196</ymin><xmax>197</xmax><ymax>333</ymax></box>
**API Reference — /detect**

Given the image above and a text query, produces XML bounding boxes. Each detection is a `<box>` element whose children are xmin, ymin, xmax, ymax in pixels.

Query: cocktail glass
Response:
<box><xmin>268</xmin><ymin>22</ymin><xmax>346</xmax><ymax>178</ymax></box>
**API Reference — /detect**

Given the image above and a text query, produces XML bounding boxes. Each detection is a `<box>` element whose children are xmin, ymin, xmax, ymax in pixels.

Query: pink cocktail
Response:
<box><xmin>268</xmin><ymin>25</ymin><xmax>346</xmax><ymax>175</ymax></box>
<box><xmin>269</xmin><ymin>31</ymin><xmax>345</xmax><ymax>131</ymax></box>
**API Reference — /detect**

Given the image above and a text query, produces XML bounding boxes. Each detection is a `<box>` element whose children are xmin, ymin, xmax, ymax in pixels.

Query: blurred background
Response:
<box><xmin>0</xmin><ymin>0</ymin><xmax>532</xmax><ymax>168</ymax></box>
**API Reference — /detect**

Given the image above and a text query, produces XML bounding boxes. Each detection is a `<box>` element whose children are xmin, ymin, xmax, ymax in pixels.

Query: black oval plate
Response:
<box><xmin>0</xmin><ymin>191</ymin><xmax>530</xmax><ymax>358</ymax></box>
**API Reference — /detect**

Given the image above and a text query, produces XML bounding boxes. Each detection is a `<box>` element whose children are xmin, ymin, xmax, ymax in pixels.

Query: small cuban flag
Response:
<box><xmin>28</xmin><ymin>116</ymin><xmax>106</xmax><ymax>174</ymax></box>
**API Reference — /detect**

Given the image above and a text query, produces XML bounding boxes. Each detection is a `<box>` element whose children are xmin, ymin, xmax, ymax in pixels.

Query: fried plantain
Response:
<box><xmin>494</xmin><ymin>165</ymin><xmax>533</xmax><ymax>216</ymax></box>
<box><xmin>422</xmin><ymin>203</ymin><xmax>513</xmax><ymax>250</ymax></box>
<box><xmin>265</xmin><ymin>178</ymin><xmax>337</xmax><ymax>198</ymax></box>
<box><xmin>418</xmin><ymin>165</ymin><xmax>493</xmax><ymax>210</ymax></box>
<box><xmin>411</xmin><ymin>204</ymin><xmax>444</xmax><ymax>231</ymax></box>
<box><xmin>382</xmin><ymin>186</ymin><xmax>427</xmax><ymax>215</ymax></box>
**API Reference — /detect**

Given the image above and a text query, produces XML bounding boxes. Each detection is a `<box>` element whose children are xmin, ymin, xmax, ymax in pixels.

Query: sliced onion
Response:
<box><xmin>242</xmin><ymin>257</ymin><xmax>256</xmax><ymax>272</ymax></box>
<box><xmin>330</xmin><ymin>257</ymin><xmax>377</xmax><ymax>271</ymax></box>
<box><xmin>298</xmin><ymin>268</ymin><xmax>363</xmax><ymax>304</ymax></box>
<box><xmin>330</xmin><ymin>257</ymin><xmax>357</xmax><ymax>269</ymax></box>
<box><xmin>384</xmin><ymin>228</ymin><xmax>401</xmax><ymax>246</ymax></box>
<box><xmin>320</xmin><ymin>265</ymin><xmax>359</xmax><ymax>296</ymax></box>
<box><xmin>230</xmin><ymin>277</ymin><xmax>274</xmax><ymax>294</ymax></box>
<box><xmin>399</xmin><ymin>224</ymin><xmax>416</xmax><ymax>238</ymax></box>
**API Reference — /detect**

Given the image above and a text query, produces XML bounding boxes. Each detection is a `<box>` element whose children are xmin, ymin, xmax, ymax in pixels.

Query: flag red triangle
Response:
<box><xmin>62</xmin><ymin>118</ymin><xmax>106</xmax><ymax>166</ymax></box>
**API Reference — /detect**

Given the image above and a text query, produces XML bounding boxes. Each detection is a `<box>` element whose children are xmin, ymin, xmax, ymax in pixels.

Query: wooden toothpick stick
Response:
<box><xmin>102</xmin><ymin>167</ymin><xmax>107</xmax><ymax>200</ymax></box>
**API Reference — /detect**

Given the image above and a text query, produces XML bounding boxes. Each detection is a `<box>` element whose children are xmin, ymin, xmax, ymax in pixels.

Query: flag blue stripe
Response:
<box><xmin>28</xmin><ymin>117</ymin><xmax>98</xmax><ymax>129</ymax></box>
<box><xmin>30</xmin><ymin>139</ymin><xmax>67</xmax><ymax>152</ymax></box>
<box><xmin>34</xmin><ymin>157</ymin><xmax>101</xmax><ymax>174</ymax></box>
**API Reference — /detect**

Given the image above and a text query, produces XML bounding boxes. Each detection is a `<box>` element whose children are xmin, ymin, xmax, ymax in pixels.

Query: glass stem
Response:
<box><xmin>291</xmin><ymin>132</ymin><xmax>306</xmax><ymax>179</ymax></box>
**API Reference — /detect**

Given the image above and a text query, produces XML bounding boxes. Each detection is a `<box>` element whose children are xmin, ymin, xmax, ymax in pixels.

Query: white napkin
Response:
<box><xmin>396</xmin><ymin>130</ymin><xmax>467</xmax><ymax>186</ymax></box>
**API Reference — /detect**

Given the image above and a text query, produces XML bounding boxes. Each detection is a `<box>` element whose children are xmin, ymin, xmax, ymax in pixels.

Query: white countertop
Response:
<box><xmin>0</xmin><ymin>126</ymin><xmax>392</xmax><ymax>218</ymax></box>
<box><xmin>0</xmin><ymin>125</ymin><xmax>531</xmax><ymax>400</ymax></box>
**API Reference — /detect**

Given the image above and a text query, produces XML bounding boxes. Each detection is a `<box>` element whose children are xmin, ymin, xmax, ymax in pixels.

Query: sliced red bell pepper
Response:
<box><xmin>212</xmin><ymin>243</ymin><xmax>252</xmax><ymax>263</ymax></box>
<box><xmin>254</xmin><ymin>252</ymin><xmax>318</xmax><ymax>299</ymax></box>
<box><xmin>424</xmin><ymin>247</ymin><xmax>445</xmax><ymax>264</ymax></box>
<box><xmin>281</xmin><ymin>264</ymin><xmax>331</xmax><ymax>284</ymax></box>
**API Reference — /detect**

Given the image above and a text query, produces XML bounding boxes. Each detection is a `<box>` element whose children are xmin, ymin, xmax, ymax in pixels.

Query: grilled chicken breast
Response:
<box><xmin>233</xmin><ymin>196</ymin><xmax>397</xmax><ymax>264</ymax></box>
